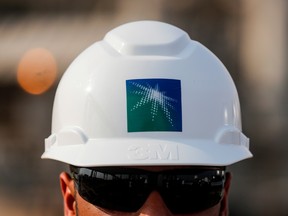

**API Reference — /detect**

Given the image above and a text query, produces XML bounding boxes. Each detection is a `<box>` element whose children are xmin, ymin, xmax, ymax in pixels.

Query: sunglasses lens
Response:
<box><xmin>72</xmin><ymin>167</ymin><xmax>225</xmax><ymax>214</ymax></box>
<box><xmin>160</xmin><ymin>170</ymin><xmax>225</xmax><ymax>214</ymax></box>
<box><xmin>162</xmin><ymin>188</ymin><xmax>223</xmax><ymax>214</ymax></box>
<box><xmin>73</xmin><ymin>168</ymin><xmax>152</xmax><ymax>212</ymax></box>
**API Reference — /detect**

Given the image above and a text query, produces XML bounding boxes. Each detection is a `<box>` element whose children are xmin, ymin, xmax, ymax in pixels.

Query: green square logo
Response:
<box><xmin>126</xmin><ymin>78</ymin><xmax>182</xmax><ymax>132</ymax></box>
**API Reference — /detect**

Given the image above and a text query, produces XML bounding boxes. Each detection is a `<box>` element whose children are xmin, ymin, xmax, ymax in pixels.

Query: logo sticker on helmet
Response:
<box><xmin>126</xmin><ymin>78</ymin><xmax>182</xmax><ymax>132</ymax></box>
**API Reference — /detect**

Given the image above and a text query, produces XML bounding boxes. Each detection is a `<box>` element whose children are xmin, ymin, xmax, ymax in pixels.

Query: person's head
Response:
<box><xmin>42</xmin><ymin>21</ymin><xmax>252</xmax><ymax>215</ymax></box>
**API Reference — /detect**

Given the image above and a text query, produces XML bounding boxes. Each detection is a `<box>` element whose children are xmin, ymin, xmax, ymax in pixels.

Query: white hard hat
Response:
<box><xmin>42</xmin><ymin>21</ymin><xmax>252</xmax><ymax>167</ymax></box>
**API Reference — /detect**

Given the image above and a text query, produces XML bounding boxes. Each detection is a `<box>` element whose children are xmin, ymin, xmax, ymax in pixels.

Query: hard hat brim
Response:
<box><xmin>41</xmin><ymin>138</ymin><xmax>252</xmax><ymax>167</ymax></box>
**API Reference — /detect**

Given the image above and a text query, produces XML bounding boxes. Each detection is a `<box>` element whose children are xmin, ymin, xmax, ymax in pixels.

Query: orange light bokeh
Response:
<box><xmin>17</xmin><ymin>48</ymin><xmax>58</xmax><ymax>95</ymax></box>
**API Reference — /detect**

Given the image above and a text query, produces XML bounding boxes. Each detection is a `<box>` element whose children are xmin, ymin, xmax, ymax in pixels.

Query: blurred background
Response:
<box><xmin>0</xmin><ymin>0</ymin><xmax>287</xmax><ymax>215</ymax></box>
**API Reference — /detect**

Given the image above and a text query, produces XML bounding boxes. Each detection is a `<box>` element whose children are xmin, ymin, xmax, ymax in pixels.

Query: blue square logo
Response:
<box><xmin>126</xmin><ymin>78</ymin><xmax>182</xmax><ymax>132</ymax></box>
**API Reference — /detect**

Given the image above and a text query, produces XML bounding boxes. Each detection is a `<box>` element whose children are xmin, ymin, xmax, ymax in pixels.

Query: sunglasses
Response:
<box><xmin>70</xmin><ymin>166</ymin><xmax>226</xmax><ymax>214</ymax></box>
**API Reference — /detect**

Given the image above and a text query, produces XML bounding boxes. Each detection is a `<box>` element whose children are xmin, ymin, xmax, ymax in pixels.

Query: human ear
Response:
<box><xmin>219</xmin><ymin>172</ymin><xmax>232</xmax><ymax>216</ymax></box>
<box><xmin>60</xmin><ymin>172</ymin><xmax>77</xmax><ymax>216</ymax></box>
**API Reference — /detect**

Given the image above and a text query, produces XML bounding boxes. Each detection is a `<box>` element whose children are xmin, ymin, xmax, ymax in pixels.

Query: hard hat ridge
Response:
<box><xmin>104</xmin><ymin>20</ymin><xmax>191</xmax><ymax>56</ymax></box>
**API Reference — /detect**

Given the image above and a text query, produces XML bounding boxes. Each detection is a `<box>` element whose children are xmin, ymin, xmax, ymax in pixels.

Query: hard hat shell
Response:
<box><xmin>42</xmin><ymin>21</ymin><xmax>252</xmax><ymax>167</ymax></box>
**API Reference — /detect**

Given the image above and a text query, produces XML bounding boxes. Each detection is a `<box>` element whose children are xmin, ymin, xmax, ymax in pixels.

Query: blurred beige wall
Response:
<box><xmin>241</xmin><ymin>0</ymin><xmax>286</xmax><ymax>137</ymax></box>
